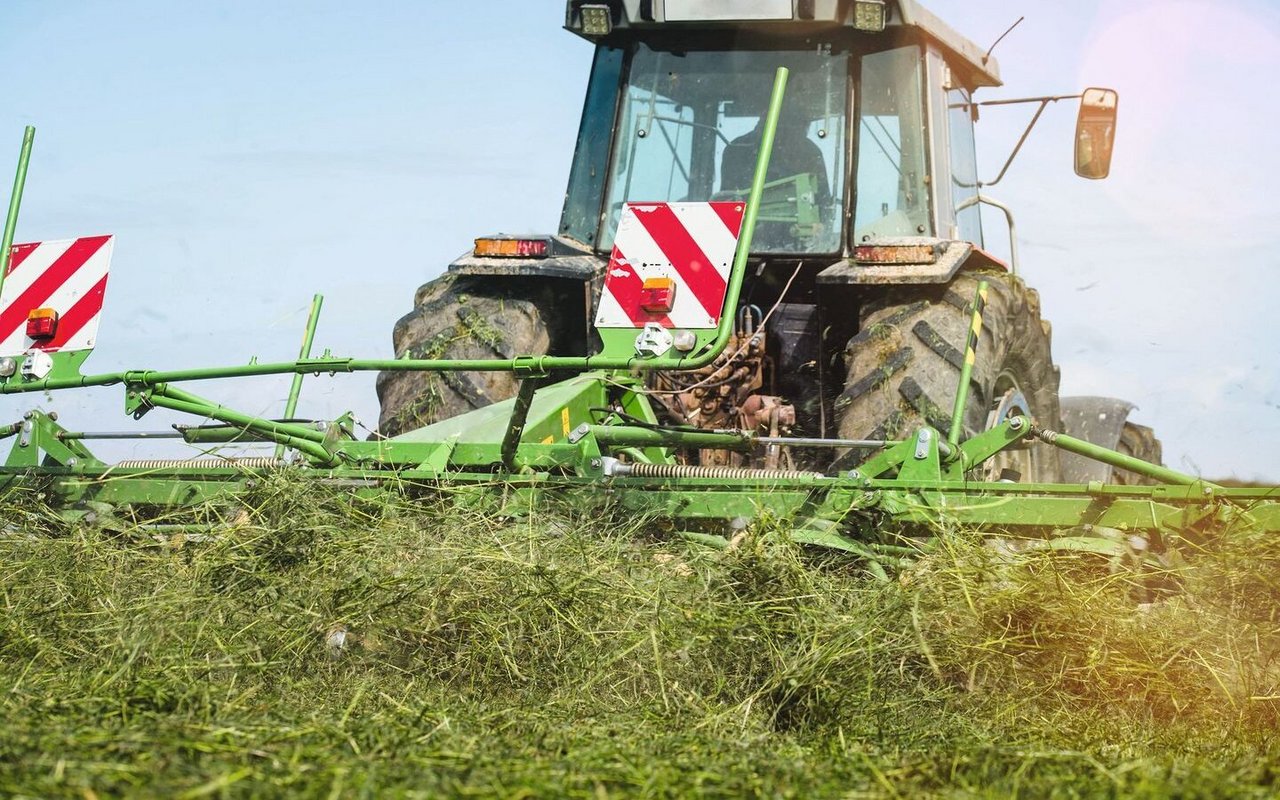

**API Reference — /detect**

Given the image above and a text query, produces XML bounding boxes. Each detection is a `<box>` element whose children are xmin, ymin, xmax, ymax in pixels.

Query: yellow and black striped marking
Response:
<box><xmin>964</xmin><ymin>283</ymin><xmax>989</xmax><ymax>367</ymax></box>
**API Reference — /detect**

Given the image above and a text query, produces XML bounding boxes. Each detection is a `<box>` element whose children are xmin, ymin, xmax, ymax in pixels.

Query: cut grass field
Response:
<box><xmin>2</xmin><ymin>477</ymin><xmax>1279</xmax><ymax>798</ymax></box>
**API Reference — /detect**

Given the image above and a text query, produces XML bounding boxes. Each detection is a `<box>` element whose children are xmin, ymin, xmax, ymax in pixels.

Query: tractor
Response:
<box><xmin>8</xmin><ymin>1</ymin><xmax>1268</xmax><ymax>558</ymax></box>
<box><xmin>375</xmin><ymin>0</ymin><xmax>1154</xmax><ymax>484</ymax></box>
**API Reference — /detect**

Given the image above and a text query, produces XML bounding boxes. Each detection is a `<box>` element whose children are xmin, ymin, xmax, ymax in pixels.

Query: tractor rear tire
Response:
<box><xmin>1111</xmin><ymin>421</ymin><xmax>1164</xmax><ymax>485</ymax></box>
<box><xmin>836</xmin><ymin>271</ymin><xmax>1063</xmax><ymax>483</ymax></box>
<box><xmin>376</xmin><ymin>274</ymin><xmax>552</xmax><ymax>437</ymax></box>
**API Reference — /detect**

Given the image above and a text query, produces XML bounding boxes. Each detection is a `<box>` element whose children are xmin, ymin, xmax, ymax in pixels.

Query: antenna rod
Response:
<box><xmin>983</xmin><ymin>16</ymin><xmax>1024</xmax><ymax>64</ymax></box>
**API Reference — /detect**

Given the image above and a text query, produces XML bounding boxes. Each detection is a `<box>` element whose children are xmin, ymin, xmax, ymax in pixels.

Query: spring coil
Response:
<box><xmin>112</xmin><ymin>457</ymin><xmax>286</xmax><ymax>470</ymax></box>
<box><xmin>618</xmin><ymin>462</ymin><xmax>823</xmax><ymax>481</ymax></box>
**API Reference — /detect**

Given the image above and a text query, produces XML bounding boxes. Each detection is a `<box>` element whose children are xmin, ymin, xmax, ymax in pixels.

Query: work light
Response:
<box><xmin>852</xmin><ymin>0</ymin><xmax>887</xmax><ymax>32</ymax></box>
<box><xmin>580</xmin><ymin>4</ymin><xmax>612</xmax><ymax>36</ymax></box>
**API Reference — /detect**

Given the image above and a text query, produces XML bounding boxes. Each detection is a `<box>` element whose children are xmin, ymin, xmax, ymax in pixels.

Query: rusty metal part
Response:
<box><xmin>648</xmin><ymin>320</ymin><xmax>796</xmax><ymax>468</ymax></box>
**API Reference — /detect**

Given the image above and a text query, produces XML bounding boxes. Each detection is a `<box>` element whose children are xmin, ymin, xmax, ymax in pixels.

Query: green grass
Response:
<box><xmin>2</xmin><ymin>477</ymin><xmax>1279</xmax><ymax>798</ymax></box>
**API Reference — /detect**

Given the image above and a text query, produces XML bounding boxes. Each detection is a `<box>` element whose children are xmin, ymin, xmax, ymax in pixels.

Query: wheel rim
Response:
<box><xmin>984</xmin><ymin>373</ymin><xmax>1038</xmax><ymax>482</ymax></box>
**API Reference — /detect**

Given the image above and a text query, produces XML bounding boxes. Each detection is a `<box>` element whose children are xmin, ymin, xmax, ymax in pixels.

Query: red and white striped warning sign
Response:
<box><xmin>0</xmin><ymin>235</ymin><xmax>114</xmax><ymax>357</ymax></box>
<box><xmin>596</xmin><ymin>202</ymin><xmax>745</xmax><ymax>330</ymax></box>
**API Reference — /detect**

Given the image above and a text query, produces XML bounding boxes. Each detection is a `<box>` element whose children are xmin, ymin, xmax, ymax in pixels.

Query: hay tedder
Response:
<box><xmin>2</xmin><ymin>1</ymin><xmax>1277</xmax><ymax>564</ymax></box>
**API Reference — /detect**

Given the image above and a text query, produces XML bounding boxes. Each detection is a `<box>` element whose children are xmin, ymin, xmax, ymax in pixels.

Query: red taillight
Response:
<box><xmin>473</xmin><ymin>237</ymin><xmax>549</xmax><ymax>258</ymax></box>
<box><xmin>26</xmin><ymin>308</ymin><xmax>58</xmax><ymax>339</ymax></box>
<box><xmin>639</xmin><ymin>277</ymin><xmax>676</xmax><ymax>313</ymax></box>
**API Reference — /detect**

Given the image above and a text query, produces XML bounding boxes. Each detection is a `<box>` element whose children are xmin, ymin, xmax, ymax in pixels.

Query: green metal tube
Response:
<box><xmin>144</xmin><ymin>383</ymin><xmax>337</xmax><ymax>466</ymax></box>
<box><xmin>154</xmin><ymin>383</ymin><xmax>329</xmax><ymax>444</ymax></box>
<box><xmin>663</xmin><ymin>65</ymin><xmax>789</xmax><ymax>371</ymax></box>
<box><xmin>0</xmin><ymin>126</ymin><xmax>35</xmax><ymax>302</ymax></box>
<box><xmin>948</xmin><ymin>279</ymin><xmax>987</xmax><ymax>447</ymax></box>
<box><xmin>588</xmin><ymin>425</ymin><xmax>754</xmax><ymax>451</ymax></box>
<box><xmin>145</xmin><ymin>392</ymin><xmax>335</xmax><ymax>464</ymax></box>
<box><xmin>1035</xmin><ymin>427</ymin><xmax>1208</xmax><ymax>487</ymax></box>
<box><xmin>276</xmin><ymin>293</ymin><xmax>324</xmax><ymax>458</ymax></box>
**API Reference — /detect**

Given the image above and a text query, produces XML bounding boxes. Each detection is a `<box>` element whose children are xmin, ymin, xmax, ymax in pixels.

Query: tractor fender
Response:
<box><xmin>448</xmin><ymin>253</ymin><xmax>603</xmax><ymax>280</ymax></box>
<box><xmin>1057</xmin><ymin>396</ymin><xmax>1136</xmax><ymax>483</ymax></box>
<box><xmin>815</xmin><ymin>239</ymin><xmax>1008</xmax><ymax>286</ymax></box>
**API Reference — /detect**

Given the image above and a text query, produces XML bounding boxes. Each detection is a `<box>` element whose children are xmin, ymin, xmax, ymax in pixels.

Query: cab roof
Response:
<box><xmin>564</xmin><ymin>0</ymin><xmax>1002</xmax><ymax>89</ymax></box>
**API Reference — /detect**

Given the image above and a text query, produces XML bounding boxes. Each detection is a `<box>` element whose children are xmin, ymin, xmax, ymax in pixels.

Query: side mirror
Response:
<box><xmin>1074</xmin><ymin>88</ymin><xmax>1118</xmax><ymax>180</ymax></box>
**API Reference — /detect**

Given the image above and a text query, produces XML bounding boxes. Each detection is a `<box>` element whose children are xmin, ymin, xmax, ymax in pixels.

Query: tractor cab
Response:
<box><xmin>559</xmin><ymin>0</ymin><xmax>1001</xmax><ymax>260</ymax></box>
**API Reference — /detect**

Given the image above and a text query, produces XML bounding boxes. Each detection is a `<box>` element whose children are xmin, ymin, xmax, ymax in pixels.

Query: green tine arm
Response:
<box><xmin>0</xmin><ymin>126</ymin><xmax>35</xmax><ymax>302</ymax></box>
<box><xmin>276</xmin><ymin>294</ymin><xmax>324</xmax><ymax>458</ymax></box>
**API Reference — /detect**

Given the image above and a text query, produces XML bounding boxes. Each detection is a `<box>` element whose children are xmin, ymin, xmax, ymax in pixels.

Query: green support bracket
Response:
<box><xmin>3</xmin><ymin>411</ymin><xmax>103</xmax><ymax>468</ymax></box>
<box><xmin>948</xmin><ymin>414</ymin><xmax>1034</xmax><ymax>478</ymax></box>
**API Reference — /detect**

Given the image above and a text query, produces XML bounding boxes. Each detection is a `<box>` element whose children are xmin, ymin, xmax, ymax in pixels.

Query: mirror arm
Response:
<box><xmin>975</xmin><ymin>94</ymin><xmax>1082</xmax><ymax>108</ymax></box>
<box><xmin>975</xmin><ymin>94</ymin><xmax>1080</xmax><ymax>188</ymax></box>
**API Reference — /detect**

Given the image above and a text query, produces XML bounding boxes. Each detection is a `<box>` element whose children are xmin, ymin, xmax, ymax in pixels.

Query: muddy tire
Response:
<box><xmin>1112</xmin><ymin>421</ymin><xmax>1164</xmax><ymax>485</ymax></box>
<box><xmin>836</xmin><ymin>271</ymin><xmax>1063</xmax><ymax>483</ymax></box>
<box><xmin>375</xmin><ymin>274</ymin><xmax>552</xmax><ymax>437</ymax></box>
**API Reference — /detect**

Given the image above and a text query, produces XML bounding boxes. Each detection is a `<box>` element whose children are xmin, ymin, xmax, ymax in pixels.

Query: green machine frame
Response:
<box><xmin>2</xmin><ymin>74</ymin><xmax>1277</xmax><ymax>564</ymax></box>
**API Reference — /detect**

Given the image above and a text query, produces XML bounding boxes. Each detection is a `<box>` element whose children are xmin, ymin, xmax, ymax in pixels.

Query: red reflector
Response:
<box><xmin>473</xmin><ymin>237</ymin><xmax>549</xmax><ymax>258</ymax></box>
<box><xmin>639</xmin><ymin>277</ymin><xmax>676</xmax><ymax>313</ymax></box>
<box><xmin>26</xmin><ymin>308</ymin><xmax>59</xmax><ymax>340</ymax></box>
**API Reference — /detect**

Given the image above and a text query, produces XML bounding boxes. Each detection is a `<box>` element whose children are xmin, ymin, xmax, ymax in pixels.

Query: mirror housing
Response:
<box><xmin>1075</xmin><ymin>87</ymin><xmax>1118</xmax><ymax>179</ymax></box>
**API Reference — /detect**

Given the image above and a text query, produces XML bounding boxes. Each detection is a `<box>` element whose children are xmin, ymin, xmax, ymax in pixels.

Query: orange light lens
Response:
<box><xmin>473</xmin><ymin>237</ymin><xmax>549</xmax><ymax>258</ymax></box>
<box><xmin>26</xmin><ymin>308</ymin><xmax>58</xmax><ymax>339</ymax></box>
<box><xmin>640</xmin><ymin>277</ymin><xmax>676</xmax><ymax>313</ymax></box>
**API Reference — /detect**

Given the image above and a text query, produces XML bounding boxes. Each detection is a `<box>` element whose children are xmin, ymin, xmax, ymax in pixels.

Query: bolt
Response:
<box><xmin>847</xmin><ymin>470</ymin><xmax>862</xmax><ymax>481</ymax></box>
<box><xmin>66</xmin><ymin>458</ymin><xmax>77</xmax><ymax>467</ymax></box>
<box><xmin>1008</xmin><ymin>416</ymin><xmax>1024</xmax><ymax>431</ymax></box>
<box><xmin>1202</xmin><ymin>486</ymin><xmax>1213</xmax><ymax>496</ymax></box>
<box><xmin>590</xmin><ymin>458</ymin><xmax>602</xmax><ymax>469</ymax></box>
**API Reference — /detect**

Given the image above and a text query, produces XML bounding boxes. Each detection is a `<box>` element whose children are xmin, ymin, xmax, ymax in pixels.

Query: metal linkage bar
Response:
<box><xmin>756</xmin><ymin>436</ymin><xmax>892</xmax><ymax>449</ymax></box>
<box><xmin>140</xmin><ymin>384</ymin><xmax>337</xmax><ymax>465</ymax></box>
<box><xmin>579</xmin><ymin>424</ymin><xmax>755</xmax><ymax>452</ymax></box>
<box><xmin>57</xmin><ymin>431</ymin><xmax>185</xmax><ymax>440</ymax></box>
<box><xmin>1031</xmin><ymin>425</ymin><xmax>1209</xmax><ymax>487</ymax></box>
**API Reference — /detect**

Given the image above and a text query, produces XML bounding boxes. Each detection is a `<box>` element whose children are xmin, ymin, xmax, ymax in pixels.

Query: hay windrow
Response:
<box><xmin>1</xmin><ymin>478</ymin><xmax>1278</xmax><ymax>797</ymax></box>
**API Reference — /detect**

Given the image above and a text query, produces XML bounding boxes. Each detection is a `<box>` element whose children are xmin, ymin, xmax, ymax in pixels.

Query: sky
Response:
<box><xmin>2</xmin><ymin>0</ymin><xmax>1277</xmax><ymax>481</ymax></box>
